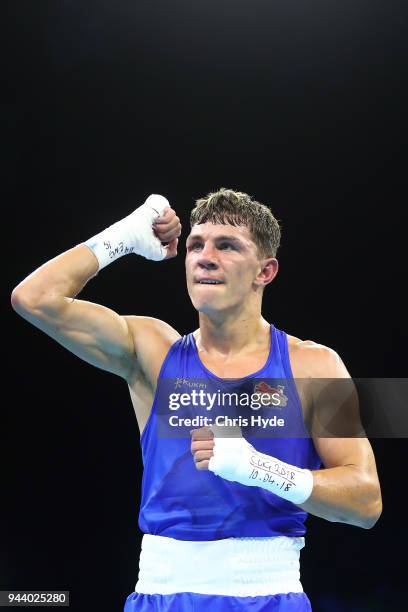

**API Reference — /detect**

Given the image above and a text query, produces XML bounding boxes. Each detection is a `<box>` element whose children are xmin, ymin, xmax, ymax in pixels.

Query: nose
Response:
<box><xmin>197</xmin><ymin>243</ymin><xmax>219</xmax><ymax>270</ymax></box>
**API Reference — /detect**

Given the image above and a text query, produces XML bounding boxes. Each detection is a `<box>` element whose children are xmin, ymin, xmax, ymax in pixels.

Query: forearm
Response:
<box><xmin>200</xmin><ymin>431</ymin><xmax>382</xmax><ymax>530</ymax></box>
<box><xmin>11</xmin><ymin>244</ymin><xmax>99</xmax><ymax>309</ymax></box>
<box><xmin>299</xmin><ymin>465</ymin><xmax>382</xmax><ymax>529</ymax></box>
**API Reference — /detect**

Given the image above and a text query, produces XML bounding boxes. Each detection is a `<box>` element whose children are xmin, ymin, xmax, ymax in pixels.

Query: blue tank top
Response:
<box><xmin>139</xmin><ymin>324</ymin><xmax>322</xmax><ymax>541</ymax></box>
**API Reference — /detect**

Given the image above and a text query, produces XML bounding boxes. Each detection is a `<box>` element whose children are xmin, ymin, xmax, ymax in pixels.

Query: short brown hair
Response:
<box><xmin>190</xmin><ymin>188</ymin><xmax>281</xmax><ymax>258</ymax></box>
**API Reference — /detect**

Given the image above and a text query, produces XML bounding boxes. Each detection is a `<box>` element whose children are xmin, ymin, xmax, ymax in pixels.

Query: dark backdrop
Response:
<box><xmin>3</xmin><ymin>1</ymin><xmax>407</xmax><ymax>611</ymax></box>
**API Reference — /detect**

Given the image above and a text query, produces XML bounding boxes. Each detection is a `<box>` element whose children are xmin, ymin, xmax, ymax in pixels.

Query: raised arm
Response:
<box><xmin>11</xmin><ymin>195</ymin><xmax>182</xmax><ymax>382</ymax></box>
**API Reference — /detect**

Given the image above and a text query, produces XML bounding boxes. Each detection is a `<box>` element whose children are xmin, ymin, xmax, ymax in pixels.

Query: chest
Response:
<box><xmin>197</xmin><ymin>349</ymin><xmax>312</xmax><ymax>434</ymax></box>
<box><xmin>197</xmin><ymin>350</ymin><xmax>270</xmax><ymax>379</ymax></box>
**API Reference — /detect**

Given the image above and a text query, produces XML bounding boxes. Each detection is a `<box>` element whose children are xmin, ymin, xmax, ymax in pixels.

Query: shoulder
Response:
<box><xmin>286</xmin><ymin>334</ymin><xmax>350</xmax><ymax>378</ymax></box>
<box><xmin>124</xmin><ymin>315</ymin><xmax>181</xmax><ymax>345</ymax></box>
<box><xmin>123</xmin><ymin>315</ymin><xmax>182</xmax><ymax>386</ymax></box>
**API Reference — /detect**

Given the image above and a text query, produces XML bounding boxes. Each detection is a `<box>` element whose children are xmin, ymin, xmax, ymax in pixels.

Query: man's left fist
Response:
<box><xmin>190</xmin><ymin>427</ymin><xmax>215</xmax><ymax>470</ymax></box>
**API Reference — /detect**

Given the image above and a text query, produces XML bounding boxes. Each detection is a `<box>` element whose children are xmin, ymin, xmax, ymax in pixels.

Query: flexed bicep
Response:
<box><xmin>16</xmin><ymin>295</ymin><xmax>136</xmax><ymax>380</ymax></box>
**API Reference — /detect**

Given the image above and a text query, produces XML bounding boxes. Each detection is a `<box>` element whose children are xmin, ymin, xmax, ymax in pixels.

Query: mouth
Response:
<box><xmin>195</xmin><ymin>279</ymin><xmax>224</xmax><ymax>285</ymax></box>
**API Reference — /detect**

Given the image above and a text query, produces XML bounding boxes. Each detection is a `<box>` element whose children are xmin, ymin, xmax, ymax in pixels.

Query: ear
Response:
<box><xmin>255</xmin><ymin>258</ymin><xmax>279</xmax><ymax>287</ymax></box>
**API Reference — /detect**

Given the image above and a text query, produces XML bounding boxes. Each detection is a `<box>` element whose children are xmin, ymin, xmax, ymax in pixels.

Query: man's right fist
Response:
<box><xmin>83</xmin><ymin>193</ymin><xmax>180</xmax><ymax>269</ymax></box>
<box><xmin>153</xmin><ymin>206</ymin><xmax>182</xmax><ymax>259</ymax></box>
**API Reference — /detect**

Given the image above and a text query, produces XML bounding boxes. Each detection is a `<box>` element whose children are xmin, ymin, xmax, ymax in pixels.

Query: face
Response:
<box><xmin>185</xmin><ymin>222</ymin><xmax>268</xmax><ymax>315</ymax></box>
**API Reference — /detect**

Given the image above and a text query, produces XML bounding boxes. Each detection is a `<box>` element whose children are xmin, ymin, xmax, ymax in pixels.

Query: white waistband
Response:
<box><xmin>135</xmin><ymin>534</ymin><xmax>304</xmax><ymax>597</ymax></box>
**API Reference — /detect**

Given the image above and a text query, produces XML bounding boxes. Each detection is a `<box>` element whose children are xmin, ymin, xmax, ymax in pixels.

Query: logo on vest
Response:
<box><xmin>174</xmin><ymin>377</ymin><xmax>208</xmax><ymax>390</ymax></box>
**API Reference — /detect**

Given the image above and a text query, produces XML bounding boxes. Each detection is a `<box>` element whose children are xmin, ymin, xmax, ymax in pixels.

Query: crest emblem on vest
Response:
<box><xmin>253</xmin><ymin>381</ymin><xmax>288</xmax><ymax>408</ymax></box>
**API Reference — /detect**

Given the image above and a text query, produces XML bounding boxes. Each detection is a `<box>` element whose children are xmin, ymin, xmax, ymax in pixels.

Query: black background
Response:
<box><xmin>3</xmin><ymin>1</ymin><xmax>407</xmax><ymax>611</ymax></box>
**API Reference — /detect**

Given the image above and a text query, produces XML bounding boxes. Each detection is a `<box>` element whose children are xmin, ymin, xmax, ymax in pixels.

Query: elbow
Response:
<box><xmin>361</xmin><ymin>502</ymin><xmax>382</xmax><ymax>529</ymax></box>
<box><xmin>11</xmin><ymin>287</ymin><xmax>31</xmax><ymax>315</ymax></box>
<box><xmin>12</xmin><ymin>287</ymin><xmax>65</xmax><ymax>329</ymax></box>
<box><xmin>338</xmin><ymin>483</ymin><xmax>383</xmax><ymax>530</ymax></box>
<box><xmin>11</xmin><ymin>287</ymin><xmax>51</xmax><ymax>320</ymax></box>
<box><xmin>360</xmin><ymin>496</ymin><xmax>383</xmax><ymax>529</ymax></box>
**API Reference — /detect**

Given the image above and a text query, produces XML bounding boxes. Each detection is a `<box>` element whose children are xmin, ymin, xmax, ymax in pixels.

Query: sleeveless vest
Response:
<box><xmin>139</xmin><ymin>324</ymin><xmax>322</xmax><ymax>541</ymax></box>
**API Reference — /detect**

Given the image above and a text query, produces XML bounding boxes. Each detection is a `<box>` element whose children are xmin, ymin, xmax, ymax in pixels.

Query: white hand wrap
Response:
<box><xmin>208</xmin><ymin>433</ymin><xmax>313</xmax><ymax>505</ymax></box>
<box><xmin>84</xmin><ymin>194</ymin><xmax>169</xmax><ymax>270</ymax></box>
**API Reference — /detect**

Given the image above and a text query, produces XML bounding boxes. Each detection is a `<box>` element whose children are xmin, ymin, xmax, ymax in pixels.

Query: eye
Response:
<box><xmin>219</xmin><ymin>242</ymin><xmax>234</xmax><ymax>250</ymax></box>
<box><xmin>188</xmin><ymin>242</ymin><xmax>203</xmax><ymax>251</ymax></box>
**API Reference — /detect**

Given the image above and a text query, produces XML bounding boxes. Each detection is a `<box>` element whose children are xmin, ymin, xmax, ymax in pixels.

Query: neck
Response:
<box><xmin>196</xmin><ymin>306</ymin><xmax>270</xmax><ymax>357</ymax></box>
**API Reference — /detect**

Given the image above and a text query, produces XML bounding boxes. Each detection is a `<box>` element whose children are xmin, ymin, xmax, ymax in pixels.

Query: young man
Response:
<box><xmin>11</xmin><ymin>189</ymin><xmax>382</xmax><ymax>611</ymax></box>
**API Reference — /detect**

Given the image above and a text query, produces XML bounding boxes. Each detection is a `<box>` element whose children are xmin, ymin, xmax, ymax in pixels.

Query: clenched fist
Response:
<box><xmin>153</xmin><ymin>206</ymin><xmax>182</xmax><ymax>259</ymax></box>
<box><xmin>191</xmin><ymin>427</ymin><xmax>215</xmax><ymax>470</ymax></box>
